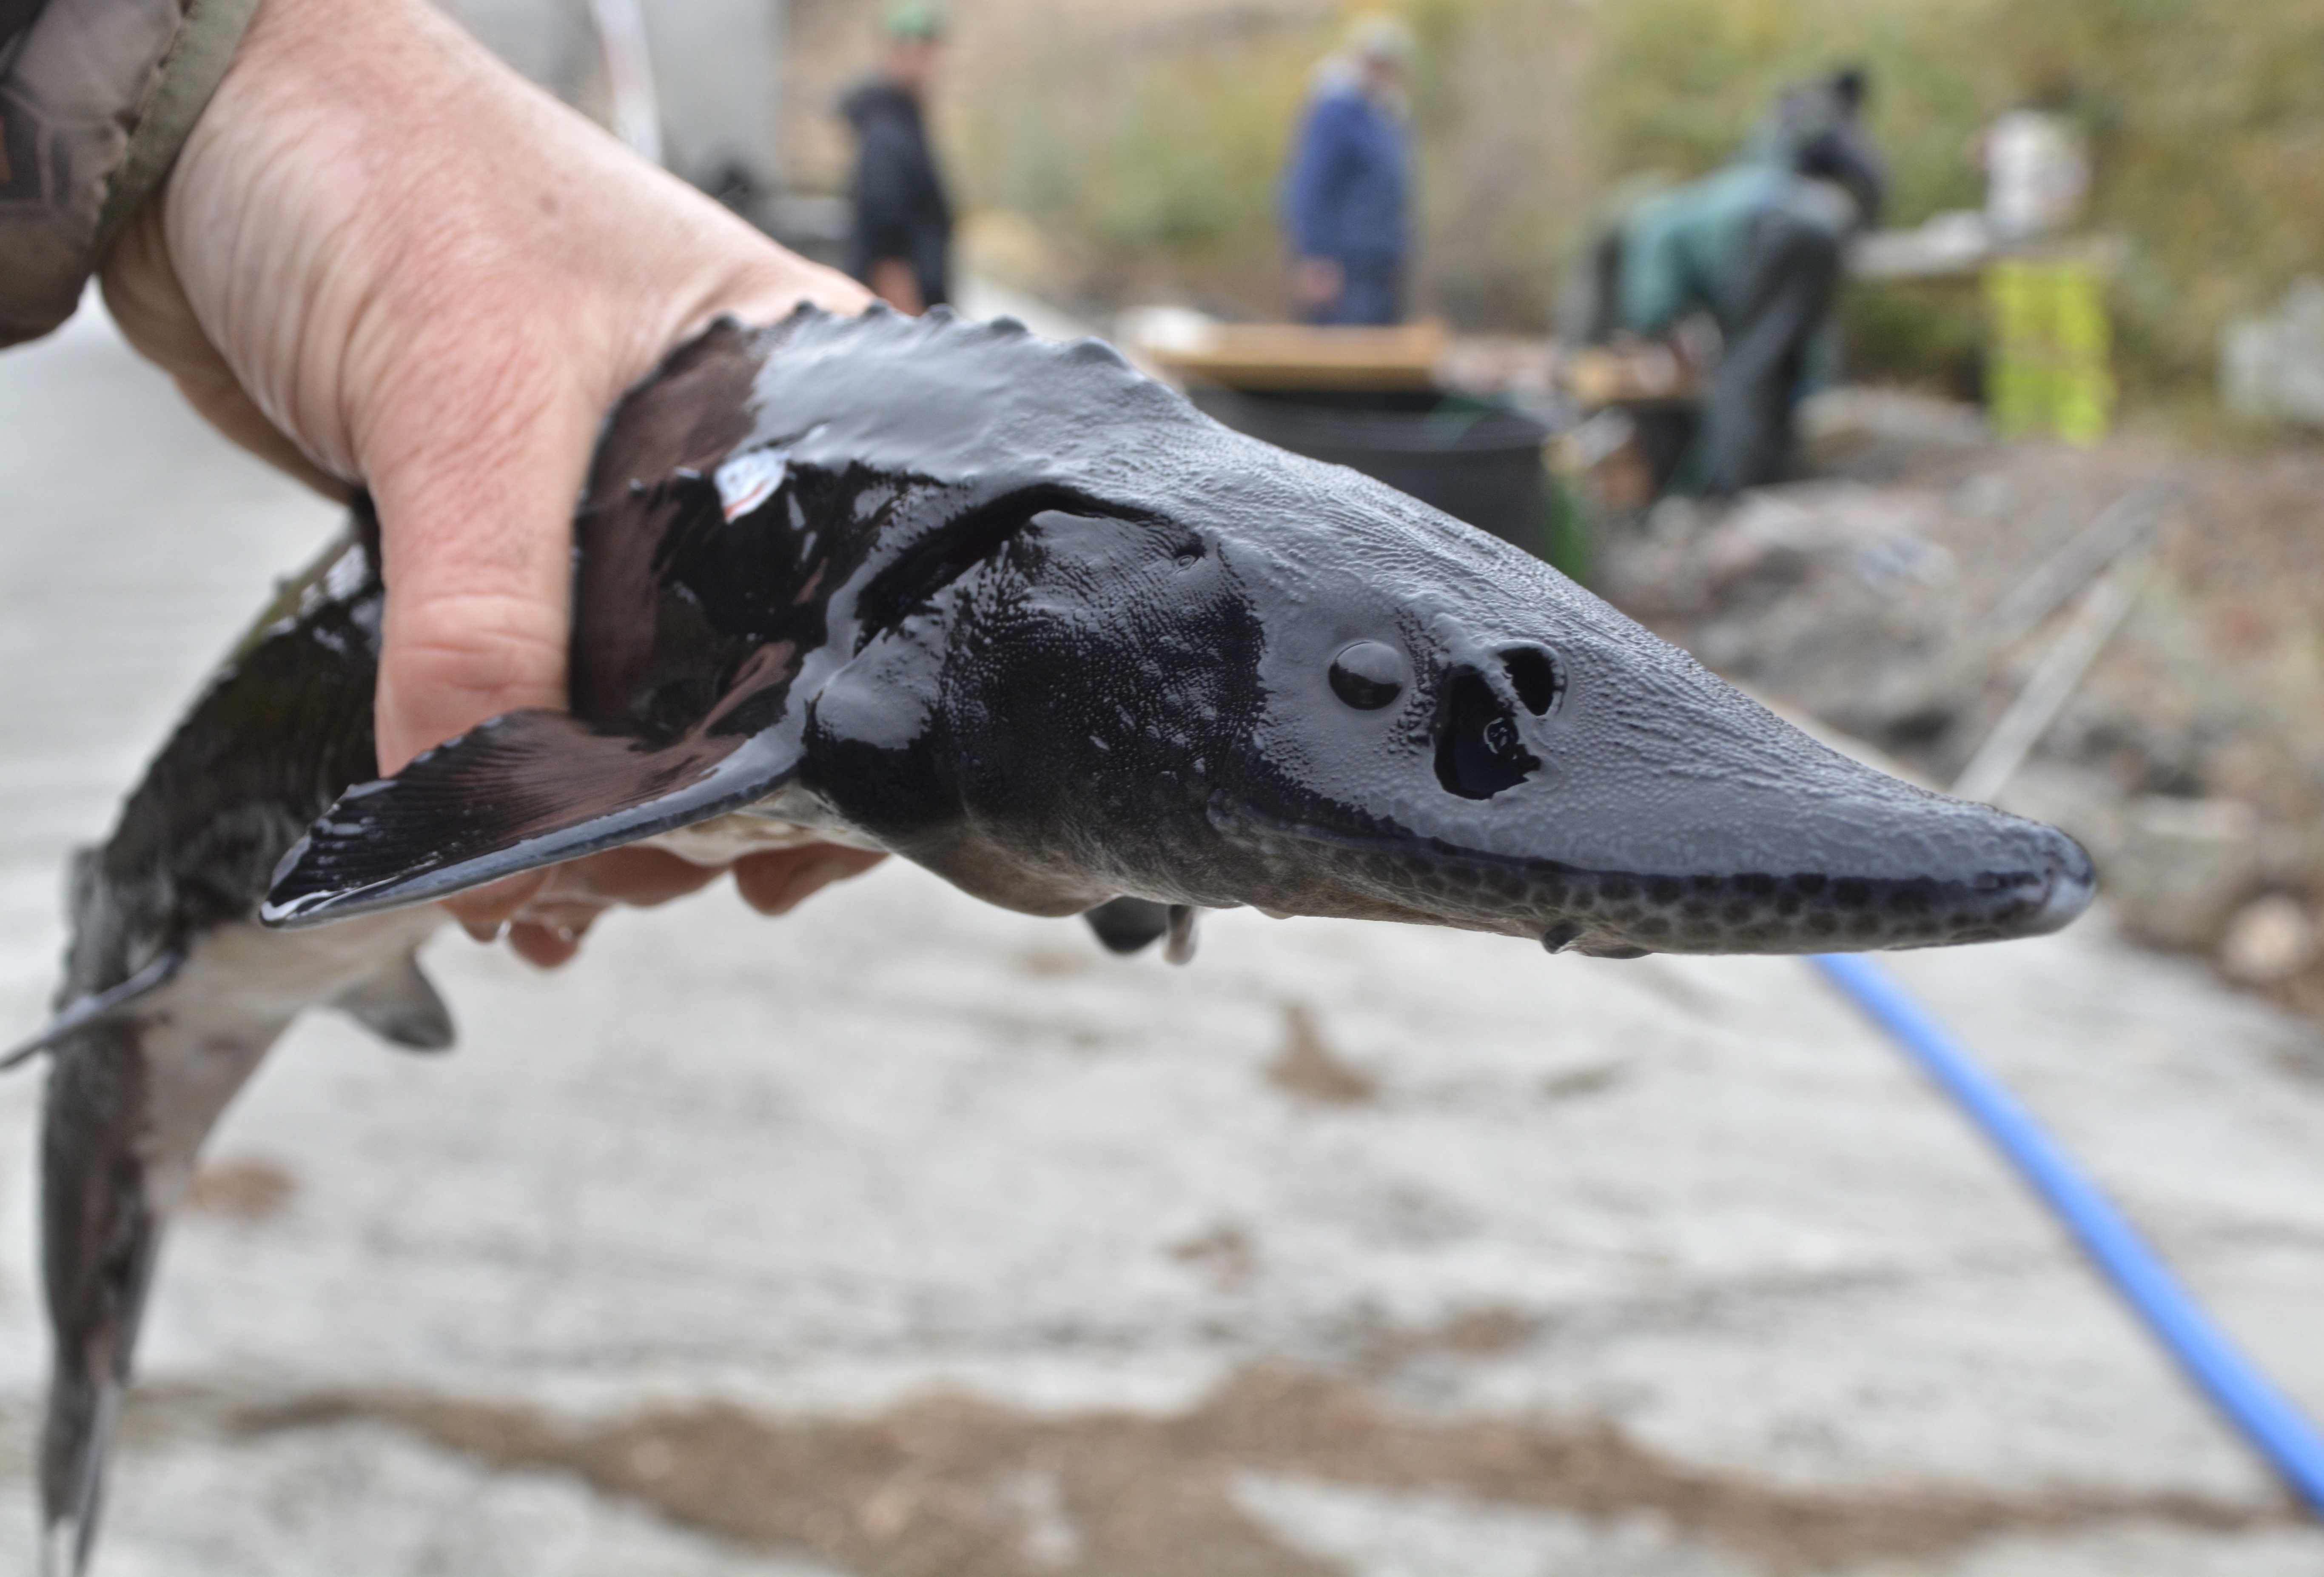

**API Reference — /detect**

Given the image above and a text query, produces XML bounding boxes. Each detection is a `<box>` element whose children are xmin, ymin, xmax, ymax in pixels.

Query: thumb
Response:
<box><xmin>362</xmin><ymin>340</ymin><xmax>595</xmax><ymax>778</ymax></box>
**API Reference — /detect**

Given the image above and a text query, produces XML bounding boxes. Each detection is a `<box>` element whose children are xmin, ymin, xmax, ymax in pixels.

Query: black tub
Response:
<box><xmin>1188</xmin><ymin>386</ymin><xmax>1550</xmax><ymax>554</ymax></box>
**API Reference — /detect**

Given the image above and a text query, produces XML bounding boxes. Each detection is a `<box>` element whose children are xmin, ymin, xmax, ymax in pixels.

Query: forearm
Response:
<box><xmin>1284</xmin><ymin>103</ymin><xmax>1354</xmax><ymax>258</ymax></box>
<box><xmin>1618</xmin><ymin>237</ymin><xmax>1686</xmax><ymax>338</ymax></box>
<box><xmin>851</xmin><ymin>138</ymin><xmax>926</xmax><ymax>266</ymax></box>
<box><xmin>1285</xmin><ymin>159</ymin><xmax>1340</xmax><ymax>259</ymax></box>
<box><xmin>867</xmin><ymin>257</ymin><xmax>924</xmax><ymax>314</ymax></box>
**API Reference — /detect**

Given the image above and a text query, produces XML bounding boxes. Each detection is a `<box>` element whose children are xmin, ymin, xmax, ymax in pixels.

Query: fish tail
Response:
<box><xmin>25</xmin><ymin>527</ymin><xmax>390</xmax><ymax>1570</ymax></box>
<box><xmin>39</xmin><ymin>1358</ymin><xmax>126</xmax><ymax>1577</ymax></box>
<box><xmin>37</xmin><ymin>1021</ymin><xmax>161</xmax><ymax>1576</ymax></box>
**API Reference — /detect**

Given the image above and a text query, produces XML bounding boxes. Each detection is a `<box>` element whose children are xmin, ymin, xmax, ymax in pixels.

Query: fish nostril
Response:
<box><xmin>1435</xmin><ymin>669</ymin><xmax>1537</xmax><ymax>799</ymax></box>
<box><xmin>1500</xmin><ymin>646</ymin><xmax>1563</xmax><ymax>716</ymax></box>
<box><xmin>1329</xmin><ymin>641</ymin><xmax>1407</xmax><ymax>710</ymax></box>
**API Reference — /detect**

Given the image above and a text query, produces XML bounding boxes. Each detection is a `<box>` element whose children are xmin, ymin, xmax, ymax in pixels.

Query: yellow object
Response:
<box><xmin>1985</xmin><ymin>258</ymin><xmax>2114</xmax><ymax>445</ymax></box>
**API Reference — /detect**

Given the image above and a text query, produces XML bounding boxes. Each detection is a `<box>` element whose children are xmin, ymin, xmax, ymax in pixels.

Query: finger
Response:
<box><xmin>460</xmin><ymin>847</ymin><xmax>726</xmax><ymax>961</ymax></box>
<box><xmin>507</xmin><ymin>920</ymin><xmax>584</xmax><ymax>970</ymax></box>
<box><xmin>360</xmin><ymin>325</ymin><xmax>599</xmax><ymax>774</ymax></box>
<box><xmin>734</xmin><ymin>847</ymin><xmax>888</xmax><ymax>916</ymax></box>
<box><xmin>498</xmin><ymin>881</ymin><xmax>615</xmax><ymax>940</ymax></box>
<box><xmin>441</xmin><ymin>870</ymin><xmax>552</xmax><ymax>937</ymax></box>
<box><xmin>555</xmin><ymin>847</ymin><xmax>725</xmax><ymax>909</ymax></box>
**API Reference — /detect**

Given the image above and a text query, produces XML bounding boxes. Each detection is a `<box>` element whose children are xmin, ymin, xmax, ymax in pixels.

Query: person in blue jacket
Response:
<box><xmin>1282</xmin><ymin>17</ymin><xmax>1413</xmax><ymax>326</ymax></box>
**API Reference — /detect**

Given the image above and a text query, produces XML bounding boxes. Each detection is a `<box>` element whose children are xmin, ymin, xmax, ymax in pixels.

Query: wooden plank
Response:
<box><xmin>1139</xmin><ymin>320</ymin><xmax>1448</xmax><ymax>391</ymax></box>
<box><xmin>1559</xmin><ymin>343</ymin><xmax>1700</xmax><ymax>407</ymax></box>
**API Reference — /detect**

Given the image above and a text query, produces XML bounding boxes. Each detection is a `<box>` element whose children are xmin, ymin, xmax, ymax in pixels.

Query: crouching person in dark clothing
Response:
<box><xmin>1607</xmin><ymin>69</ymin><xmax>1881</xmax><ymax>496</ymax></box>
<box><xmin>842</xmin><ymin>1</ymin><xmax>951</xmax><ymax>313</ymax></box>
<box><xmin>1619</xmin><ymin>169</ymin><xmax>1854</xmax><ymax>496</ymax></box>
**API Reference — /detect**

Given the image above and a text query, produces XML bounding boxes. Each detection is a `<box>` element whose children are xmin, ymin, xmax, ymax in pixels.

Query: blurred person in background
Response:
<box><xmin>1739</xmin><ymin>66</ymin><xmax>1886</xmax><ymax>227</ymax></box>
<box><xmin>1602</xmin><ymin>66</ymin><xmax>1885</xmax><ymax>497</ymax></box>
<box><xmin>841</xmin><ymin>0</ymin><xmax>952</xmax><ymax>314</ymax></box>
<box><xmin>1281</xmin><ymin>14</ymin><xmax>1413</xmax><ymax>326</ymax></box>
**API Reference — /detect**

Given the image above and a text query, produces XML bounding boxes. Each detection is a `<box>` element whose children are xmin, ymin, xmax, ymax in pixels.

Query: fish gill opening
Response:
<box><xmin>849</xmin><ymin>486</ymin><xmax>1158</xmax><ymax>654</ymax></box>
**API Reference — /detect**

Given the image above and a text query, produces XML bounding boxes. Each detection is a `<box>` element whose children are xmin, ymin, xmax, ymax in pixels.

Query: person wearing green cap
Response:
<box><xmin>841</xmin><ymin>1</ymin><xmax>953</xmax><ymax>314</ymax></box>
<box><xmin>1594</xmin><ymin>68</ymin><xmax>1882</xmax><ymax>497</ymax></box>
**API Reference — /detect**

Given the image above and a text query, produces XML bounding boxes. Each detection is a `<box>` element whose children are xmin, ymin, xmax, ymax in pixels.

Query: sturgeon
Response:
<box><xmin>11</xmin><ymin>304</ymin><xmax>2093</xmax><ymax>1570</ymax></box>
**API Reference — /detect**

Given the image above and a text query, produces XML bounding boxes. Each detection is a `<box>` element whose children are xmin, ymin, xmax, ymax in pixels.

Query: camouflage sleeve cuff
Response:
<box><xmin>0</xmin><ymin>0</ymin><xmax>263</xmax><ymax>348</ymax></box>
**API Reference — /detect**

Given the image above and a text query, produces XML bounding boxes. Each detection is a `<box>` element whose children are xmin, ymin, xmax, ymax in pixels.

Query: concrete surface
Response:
<box><xmin>3</xmin><ymin>299</ymin><xmax>2324</xmax><ymax>1575</ymax></box>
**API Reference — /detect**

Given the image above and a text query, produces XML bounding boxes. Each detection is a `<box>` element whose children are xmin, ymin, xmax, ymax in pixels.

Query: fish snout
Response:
<box><xmin>1242</xmin><ymin>585</ymin><xmax>2097</xmax><ymax>958</ymax></box>
<box><xmin>1542</xmin><ymin>794</ymin><xmax>2099</xmax><ymax>957</ymax></box>
<box><xmin>2020</xmin><ymin>821</ymin><xmax>2099</xmax><ymax>936</ymax></box>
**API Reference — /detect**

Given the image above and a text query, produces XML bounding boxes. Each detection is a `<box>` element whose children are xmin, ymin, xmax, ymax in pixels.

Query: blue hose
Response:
<box><xmin>1811</xmin><ymin>950</ymin><xmax>2324</xmax><ymax>1515</ymax></box>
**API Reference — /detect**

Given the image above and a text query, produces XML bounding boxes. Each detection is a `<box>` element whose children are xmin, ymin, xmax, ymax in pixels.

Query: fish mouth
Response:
<box><xmin>1209</xmin><ymin>801</ymin><xmax>2096</xmax><ymax>957</ymax></box>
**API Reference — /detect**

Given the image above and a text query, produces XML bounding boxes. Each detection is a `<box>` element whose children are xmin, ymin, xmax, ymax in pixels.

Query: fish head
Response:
<box><xmin>798</xmin><ymin>335</ymin><xmax>2091</xmax><ymax>955</ymax></box>
<box><xmin>1187</xmin><ymin>464</ymin><xmax>2093</xmax><ymax>954</ymax></box>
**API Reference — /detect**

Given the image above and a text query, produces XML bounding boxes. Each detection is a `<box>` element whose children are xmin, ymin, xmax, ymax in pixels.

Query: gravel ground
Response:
<box><xmin>3</xmin><ymin>302</ymin><xmax>2323</xmax><ymax>1576</ymax></box>
<box><xmin>1598</xmin><ymin>391</ymin><xmax>2324</xmax><ymax>1017</ymax></box>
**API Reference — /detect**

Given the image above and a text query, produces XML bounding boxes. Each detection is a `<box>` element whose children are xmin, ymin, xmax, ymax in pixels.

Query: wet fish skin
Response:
<box><xmin>31</xmin><ymin>526</ymin><xmax>426</xmax><ymax>1573</ymax></box>
<box><xmin>266</xmin><ymin>305</ymin><xmax>2093</xmax><ymax>955</ymax></box>
<box><xmin>23</xmin><ymin>302</ymin><xmax>2092</xmax><ymax>1568</ymax></box>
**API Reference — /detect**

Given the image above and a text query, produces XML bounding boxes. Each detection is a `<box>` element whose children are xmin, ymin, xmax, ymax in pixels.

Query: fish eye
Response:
<box><xmin>1173</xmin><ymin>541</ymin><xmax>1204</xmax><ymax>568</ymax></box>
<box><xmin>1329</xmin><ymin>641</ymin><xmax>1407</xmax><ymax>710</ymax></box>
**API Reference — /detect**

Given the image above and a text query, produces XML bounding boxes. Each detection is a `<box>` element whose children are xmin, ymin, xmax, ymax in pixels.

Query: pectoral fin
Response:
<box><xmin>1082</xmin><ymin>897</ymin><xmax>1171</xmax><ymax>955</ymax></box>
<box><xmin>262</xmin><ymin>709</ymin><xmax>804</xmax><ymax>928</ymax></box>
<box><xmin>333</xmin><ymin>950</ymin><xmax>455</xmax><ymax>1052</ymax></box>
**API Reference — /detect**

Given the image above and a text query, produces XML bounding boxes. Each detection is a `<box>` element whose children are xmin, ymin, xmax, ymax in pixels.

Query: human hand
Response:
<box><xmin>97</xmin><ymin>0</ymin><xmax>887</xmax><ymax>964</ymax></box>
<box><xmin>482</xmin><ymin>844</ymin><xmax>890</xmax><ymax>969</ymax></box>
<box><xmin>867</xmin><ymin>257</ymin><xmax>926</xmax><ymax>314</ymax></box>
<box><xmin>1291</xmin><ymin>256</ymin><xmax>1344</xmax><ymax>312</ymax></box>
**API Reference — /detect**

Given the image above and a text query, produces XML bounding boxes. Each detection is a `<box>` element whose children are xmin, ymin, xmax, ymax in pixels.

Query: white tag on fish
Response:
<box><xmin>714</xmin><ymin>447</ymin><xmax>789</xmax><ymax>522</ymax></box>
